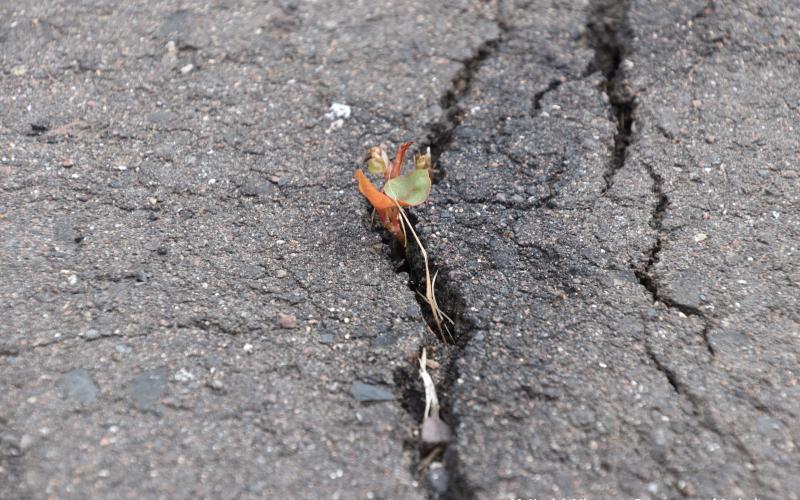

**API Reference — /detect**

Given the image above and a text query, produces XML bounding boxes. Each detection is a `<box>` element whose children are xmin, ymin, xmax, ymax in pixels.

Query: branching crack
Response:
<box><xmin>587</xmin><ymin>1</ymin><xmax>715</xmax><ymax>357</ymax></box>
<box><xmin>426</xmin><ymin>22</ymin><xmax>508</xmax><ymax>177</ymax></box>
<box><xmin>634</xmin><ymin>162</ymin><xmax>715</xmax><ymax>358</ymax></box>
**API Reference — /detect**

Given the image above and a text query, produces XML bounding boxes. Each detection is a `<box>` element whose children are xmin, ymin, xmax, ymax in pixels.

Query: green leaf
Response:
<box><xmin>367</xmin><ymin>158</ymin><xmax>385</xmax><ymax>175</ymax></box>
<box><xmin>384</xmin><ymin>169</ymin><xmax>431</xmax><ymax>206</ymax></box>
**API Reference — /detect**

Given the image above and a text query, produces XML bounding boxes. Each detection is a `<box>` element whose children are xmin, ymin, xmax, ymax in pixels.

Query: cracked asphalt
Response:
<box><xmin>1</xmin><ymin>1</ymin><xmax>798</xmax><ymax>499</ymax></box>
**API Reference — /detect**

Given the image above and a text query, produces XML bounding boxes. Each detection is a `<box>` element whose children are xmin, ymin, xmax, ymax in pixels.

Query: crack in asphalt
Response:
<box><xmin>635</xmin><ymin>161</ymin><xmax>716</xmax><ymax>358</ymax></box>
<box><xmin>382</xmin><ymin>1</ymin><xmax>729</xmax><ymax>496</ymax></box>
<box><xmin>644</xmin><ymin>332</ymin><xmax>764</xmax><ymax>488</ymax></box>
<box><xmin>426</xmin><ymin>19</ymin><xmax>507</xmax><ymax>175</ymax></box>
<box><xmin>588</xmin><ymin>0</ymin><xmax>717</xmax><ymax>356</ymax></box>
<box><xmin>531</xmin><ymin>78</ymin><xmax>565</xmax><ymax>115</ymax></box>
<box><xmin>588</xmin><ymin>0</ymin><xmax>764</xmax><ymax>490</ymax></box>
<box><xmin>586</xmin><ymin>0</ymin><xmax>635</xmax><ymax>196</ymax></box>
<box><xmin>382</xmin><ymin>5</ymin><xmax>512</xmax><ymax>500</ymax></box>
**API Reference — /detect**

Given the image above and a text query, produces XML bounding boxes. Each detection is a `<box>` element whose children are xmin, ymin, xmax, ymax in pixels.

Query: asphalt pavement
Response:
<box><xmin>1</xmin><ymin>1</ymin><xmax>798</xmax><ymax>499</ymax></box>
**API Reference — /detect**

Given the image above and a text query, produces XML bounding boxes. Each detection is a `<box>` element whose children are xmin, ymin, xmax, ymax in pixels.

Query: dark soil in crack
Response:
<box><xmin>586</xmin><ymin>0</ymin><xmax>636</xmax><ymax>195</ymax></box>
<box><xmin>390</xmin><ymin>216</ymin><xmax>478</xmax><ymax>500</ymax></box>
<box><xmin>387</xmin><ymin>14</ymin><xmax>511</xmax><ymax>499</ymax></box>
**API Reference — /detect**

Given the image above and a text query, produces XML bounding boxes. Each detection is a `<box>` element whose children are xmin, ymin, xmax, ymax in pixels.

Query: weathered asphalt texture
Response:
<box><xmin>1</xmin><ymin>0</ymin><xmax>798</xmax><ymax>499</ymax></box>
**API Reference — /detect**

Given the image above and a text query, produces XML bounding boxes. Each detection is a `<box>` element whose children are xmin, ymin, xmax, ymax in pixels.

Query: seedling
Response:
<box><xmin>355</xmin><ymin>142</ymin><xmax>452</xmax><ymax>337</ymax></box>
<box><xmin>355</xmin><ymin>141</ymin><xmax>432</xmax><ymax>245</ymax></box>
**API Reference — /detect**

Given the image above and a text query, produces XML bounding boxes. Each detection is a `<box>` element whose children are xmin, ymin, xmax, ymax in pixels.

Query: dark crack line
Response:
<box><xmin>381</xmin><ymin>6</ymin><xmax>512</xmax><ymax>500</ymax></box>
<box><xmin>600</xmin><ymin>0</ymin><xmax>764</xmax><ymax>490</ymax></box>
<box><xmin>587</xmin><ymin>0</ymin><xmax>636</xmax><ymax>196</ymax></box>
<box><xmin>587</xmin><ymin>1</ymin><xmax>715</xmax><ymax>357</ymax></box>
<box><xmin>531</xmin><ymin>78</ymin><xmax>565</xmax><ymax>115</ymax></box>
<box><xmin>634</xmin><ymin>161</ymin><xmax>716</xmax><ymax>358</ymax></box>
<box><xmin>425</xmin><ymin>25</ymin><xmax>507</xmax><ymax>177</ymax></box>
<box><xmin>645</xmin><ymin>334</ymin><xmax>764</xmax><ymax>490</ymax></box>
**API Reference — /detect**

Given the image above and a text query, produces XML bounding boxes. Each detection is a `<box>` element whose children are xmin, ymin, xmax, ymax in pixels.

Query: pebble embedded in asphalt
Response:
<box><xmin>61</xmin><ymin>369</ymin><xmax>98</xmax><ymax>404</ymax></box>
<box><xmin>349</xmin><ymin>382</ymin><xmax>396</xmax><ymax>402</ymax></box>
<box><xmin>129</xmin><ymin>367</ymin><xmax>167</xmax><ymax>412</ymax></box>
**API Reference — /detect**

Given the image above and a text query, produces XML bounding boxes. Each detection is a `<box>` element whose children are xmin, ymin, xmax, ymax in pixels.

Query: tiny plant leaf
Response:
<box><xmin>415</xmin><ymin>147</ymin><xmax>432</xmax><ymax>171</ymax></box>
<box><xmin>365</xmin><ymin>146</ymin><xmax>388</xmax><ymax>175</ymax></box>
<box><xmin>355</xmin><ymin>169</ymin><xmax>395</xmax><ymax>210</ymax></box>
<box><xmin>384</xmin><ymin>169</ymin><xmax>431</xmax><ymax>206</ymax></box>
<box><xmin>388</xmin><ymin>141</ymin><xmax>414</xmax><ymax>180</ymax></box>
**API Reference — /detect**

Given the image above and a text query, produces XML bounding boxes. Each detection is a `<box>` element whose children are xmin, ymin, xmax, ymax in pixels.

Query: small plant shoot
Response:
<box><xmin>354</xmin><ymin>141</ymin><xmax>432</xmax><ymax>245</ymax></box>
<box><xmin>354</xmin><ymin>142</ymin><xmax>451</xmax><ymax>338</ymax></box>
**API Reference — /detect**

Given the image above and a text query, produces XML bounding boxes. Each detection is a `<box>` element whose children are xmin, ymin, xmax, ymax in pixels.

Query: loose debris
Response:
<box><xmin>419</xmin><ymin>349</ymin><xmax>452</xmax><ymax>448</ymax></box>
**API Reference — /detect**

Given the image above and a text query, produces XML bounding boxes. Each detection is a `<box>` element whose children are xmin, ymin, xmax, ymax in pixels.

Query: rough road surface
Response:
<box><xmin>1</xmin><ymin>1</ymin><xmax>798</xmax><ymax>499</ymax></box>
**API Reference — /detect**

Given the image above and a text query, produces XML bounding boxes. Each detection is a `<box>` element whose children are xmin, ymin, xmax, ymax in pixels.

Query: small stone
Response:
<box><xmin>19</xmin><ymin>434</ymin><xmax>34</xmax><ymax>451</ymax></box>
<box><xmin>11</xmin><ymin>65</ymin><xmax>28</xmax><ymax>76</ymax></box>
<box><xmin>61</xmin><ymin>158</ymin><xmax>74</xmax><ymax>168</ymax></box>
<box><xmin>678</xmin><ymin>479</ymin><xmax>696</xmax><ymax>496</ymax></box>
<box><xmin>174</xmin><ymin>368</ymin><xmax>194</xmax><ymax>383</ymax></box>
<box><xmin>325</xmin><ymin>102</ymin><xmax>351</xmax><ymax>120</ymax></box>
<box><xmin>148</xmin><ymin>197</ymin><xmax>158</xmax><ymax>206</ymax></box>
<box><xmin>426</xmin><ymin>462</ymin><xmax>448</xmax><ymax>494</ymax></box>
<box><xmin>61</xmin><ymin>368</ymin><xmax>98</xmax><ymax>404</ymax></box>
<box><xmin>81</xmin><ymin>329</ymin><xmax>101</xmax><ymax>340</ymax></box>
<box><xmin>180</xmin><ymin>63</ymin><xmax>194</xmax><ymax>74</ymax></box>
<box><xmin>421</xmin><ymin>415</ymin><xmax>452</xmax><ymax>447</ymax></box>
<box><xmin>130</xmin><ymin>367</ymin><xmax>167</xmax><ymax>411</ymax></box>
<box><xmin>276</xmin><ymin>269</ymin><xmax>288</xmax><ymax>278</ymax></box>
<box><xmin>349</xmin><ymin>382</ymin><xmax>395</xmax><ymax>402</ymax></box>
<box><xmin>319</xmin><ymin>333</ymin><xmax>334</xmax><ymax>344</ymax></box>
<box><xmin>277</xmin><ymin>312</ymin><xmax>297</xmax><ymax>329</ymax></box>
<box><xmin>243</xmin><ymin>343</ymin><xmax>254</xmax><ymax>353</ymax></box>
<box><xmin>694</xmin><ymin>233</ymin><xmax>708</xmax><ymax>242</ymax></box>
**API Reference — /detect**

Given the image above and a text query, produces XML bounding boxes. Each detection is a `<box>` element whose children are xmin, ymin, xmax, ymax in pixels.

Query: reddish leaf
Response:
<box><xmin>387</xmin><ymin>141</ymin><xmax>414</xmax><ymax>181</ymax></box>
